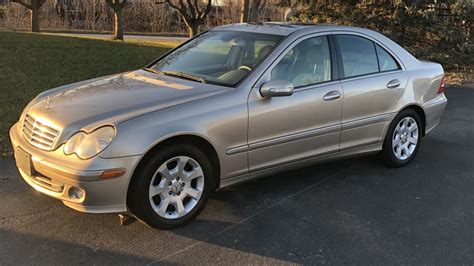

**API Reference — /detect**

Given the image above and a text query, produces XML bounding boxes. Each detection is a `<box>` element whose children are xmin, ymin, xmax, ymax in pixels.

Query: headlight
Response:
<box><xmin>64</xmin><ymin>126</ymin><xmax>115</xmax><ymax>159</ymax></box>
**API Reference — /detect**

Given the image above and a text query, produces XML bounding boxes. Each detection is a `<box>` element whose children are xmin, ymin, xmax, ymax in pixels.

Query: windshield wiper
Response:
<box><xmin>162</xmin><ymin>70</ymin><xmax>206</xmax><ymax>84</ymax></box>
<box><xmin>143</xmin><ymin>67</ymin><xmax>164</xmax><ymax>75</ymax></box>
<box><xmin>143</xmin><ymin>68</ymin><xmax>206</xmax><ymax>84</ymax></box>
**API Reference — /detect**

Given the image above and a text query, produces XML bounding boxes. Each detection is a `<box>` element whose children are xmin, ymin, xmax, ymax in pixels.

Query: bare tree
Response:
<box><xmin>240</xmin><ymin>0</ymin><xmax>266</xmax><ymax>23</ymax></box>
<box><xmin>10</xmin><ymin>0</ymin><xmax>46</xmax><ymax>32</ymax></box>
<box><xmin>158</xmin><ymin>0</ymin><xmax>212</xmax><ymax>37</ymax></box>
<box><xmin>105</xmin><ymin>0</ymin><xmax>128</xmax><ymax>40</ymax></box>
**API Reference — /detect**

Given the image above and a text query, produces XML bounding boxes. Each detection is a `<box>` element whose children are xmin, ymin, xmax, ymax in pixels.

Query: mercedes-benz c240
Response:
<box><xmin>10</xmin><ymin>23</ymin><xmax>447</xmax><ymax>229</ymax></box>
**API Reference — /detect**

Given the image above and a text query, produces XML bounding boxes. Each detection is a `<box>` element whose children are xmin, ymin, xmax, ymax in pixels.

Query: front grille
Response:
<box><xmin>22</xmin><ymin>114</ymin><xmax>60</xmax><ymax>150</ymax></box>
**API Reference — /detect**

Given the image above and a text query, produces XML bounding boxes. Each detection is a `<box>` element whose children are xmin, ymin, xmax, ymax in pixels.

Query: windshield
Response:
<box><xmin>150</xmin><ymin>31</ymin><xmax>283</xmax><ymax>86</ymax></box>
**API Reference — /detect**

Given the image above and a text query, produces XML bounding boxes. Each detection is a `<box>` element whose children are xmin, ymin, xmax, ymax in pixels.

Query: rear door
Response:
<box><xmin>334</xmin><ymin>34</ymin><xmax>408</xmax><ymax>149</ymax></box>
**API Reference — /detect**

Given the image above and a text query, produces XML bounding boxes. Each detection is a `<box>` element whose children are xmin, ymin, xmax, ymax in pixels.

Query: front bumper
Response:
<box><xmin>9</xmin><ymin>123</ymin><xmax>142</xmax><ymax>213</ymax></box>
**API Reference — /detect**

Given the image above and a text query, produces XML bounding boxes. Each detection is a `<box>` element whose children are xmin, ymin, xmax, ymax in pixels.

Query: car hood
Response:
<box><xmin>26</xmin><ymin>70</ymin><xmax>230</xmax><ymax>146</ymax></box>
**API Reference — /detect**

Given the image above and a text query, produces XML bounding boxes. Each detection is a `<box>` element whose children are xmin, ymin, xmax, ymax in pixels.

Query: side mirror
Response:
<box><xmin>260</xmin><ymin>80</ymin><xmax>294</xmax><ymax>98</ymax></box>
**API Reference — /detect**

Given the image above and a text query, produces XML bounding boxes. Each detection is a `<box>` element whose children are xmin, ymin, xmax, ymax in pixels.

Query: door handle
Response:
<box><xmin>323</xmin><ymin>90</ymin><xmax>341</xmax><ymax>101</ymax></box>
<box><xmin>387</xmin><ymin>79</ymin><xmax>401</xmax><ymax>89</ymax></box>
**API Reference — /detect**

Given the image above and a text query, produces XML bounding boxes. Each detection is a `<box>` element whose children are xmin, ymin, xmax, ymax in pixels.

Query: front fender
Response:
<box><xmin>98</xmin><ymin>91</ymin><xmax>250</xmax><ymax>179</ymax></box>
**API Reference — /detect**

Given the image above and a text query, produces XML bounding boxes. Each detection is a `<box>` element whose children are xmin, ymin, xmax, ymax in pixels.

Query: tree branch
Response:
<box><xmin>161</xmin><ymin>0</ymin><xmax>192</xmax><ymax>22</ymax></box>
<box><xmin>186</xmin><ymin>0</ymin><xmax>197</xmax><ymax>18</ymax></box>
<box><xmin>199</xmin><ymin>0</ymin><xmax>212</xmax><ymax>20</ymax></box>
<box><xmin>180</xmin><ymin>0</ymin><xmax>194</xmax><ymax>21</ymax></box>
<box><xmin>193</xmin><ymin>0</ymin><xmax>201</xmax><ymax>17</ymax></box>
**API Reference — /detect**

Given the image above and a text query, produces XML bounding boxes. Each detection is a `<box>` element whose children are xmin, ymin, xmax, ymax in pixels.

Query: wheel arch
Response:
<box><xmin>126</xmin><ymin>134</ymin><xmax>221</xmax><ymax>206</ymax></box>
<box><xmin>398</xmin><ymin>104</ymin><xmax>426</xmax><ymax>136</ymax></box>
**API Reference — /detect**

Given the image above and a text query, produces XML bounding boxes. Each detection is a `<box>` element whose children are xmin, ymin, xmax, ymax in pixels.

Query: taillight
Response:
<box><xmin>437</xmin><ymin>76</ymin><xmax>446</xmax><ymax>94</ymax></box>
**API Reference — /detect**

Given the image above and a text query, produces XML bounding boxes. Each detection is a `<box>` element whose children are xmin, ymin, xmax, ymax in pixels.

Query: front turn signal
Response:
<box><xmin>100</xmin><ymin>168</ymin><xmax>126</xmax><ymax>179</ymax></box>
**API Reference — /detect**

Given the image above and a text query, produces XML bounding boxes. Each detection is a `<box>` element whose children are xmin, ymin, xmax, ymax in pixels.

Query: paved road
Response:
<box><xmin>44</xmin><ymin>32</ymin><xmax>188</xmax><ymax>43</ymax></box>
<box><xmin>0</xmin><ymin>85</ymin><xmax>473</xmax><ymax>264</ymax></box>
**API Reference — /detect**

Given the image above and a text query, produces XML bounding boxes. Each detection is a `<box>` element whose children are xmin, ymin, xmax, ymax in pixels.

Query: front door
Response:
<box><xmin>247</xmin><ymin>35</ymin><xmax>343</xmax><ymax>171</ymax></box>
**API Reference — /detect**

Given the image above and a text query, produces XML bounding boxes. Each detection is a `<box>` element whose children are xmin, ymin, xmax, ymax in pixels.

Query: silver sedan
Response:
<box><xmin>10</xmin><ymin>23</ymin><xmax>447</xmax><ymax>229</ymax></box>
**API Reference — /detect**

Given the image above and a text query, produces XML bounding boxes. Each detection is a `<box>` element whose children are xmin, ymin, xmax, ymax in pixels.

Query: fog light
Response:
<box><xmin>68</xmin><ymin>187</ymin><xmax>84</xmax><ymax>200</ymax></box>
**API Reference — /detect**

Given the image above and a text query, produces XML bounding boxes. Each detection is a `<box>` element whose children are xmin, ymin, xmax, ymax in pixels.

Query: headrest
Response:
<box><xmin>305</xmin><ymin>44</ymin><xmax>324</xmax><ymax>65</ymax></box>
<box><xmin>257</xmin><ymin>45</ymin><xmax>273</xmax><ymax>61</ymax></box>
<box><xmin>227</xmin><ymin>45</ymin><xmax>246</xmax><ymax>68</ymax></box>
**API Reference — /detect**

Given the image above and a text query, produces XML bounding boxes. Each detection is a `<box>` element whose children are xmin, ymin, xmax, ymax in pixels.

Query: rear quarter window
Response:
<box><xmin>375</xmin><ymin>44</ymin><xmax>400</xmax><ymax>72</ymax></box>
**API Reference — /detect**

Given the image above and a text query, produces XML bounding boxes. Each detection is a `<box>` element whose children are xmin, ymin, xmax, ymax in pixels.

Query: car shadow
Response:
<box><xmin>0</xmin><ymin>228</ymin><xmax>156</xmax><ymax>264</ymax></box>
<box><xmin>159</xmin><ymin>155</ymin><xmax>389</xmax><ymax>263</ymax></box>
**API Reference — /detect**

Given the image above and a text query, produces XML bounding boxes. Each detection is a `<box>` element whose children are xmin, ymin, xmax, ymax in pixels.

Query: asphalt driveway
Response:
<box><xmin>0</xmin><ymin>85</ymin><xmax>473</xmax><ymax>265</ymax></box>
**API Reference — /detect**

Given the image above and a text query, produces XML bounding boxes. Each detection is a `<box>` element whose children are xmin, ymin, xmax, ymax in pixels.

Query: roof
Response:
<box><xmin>213</xmin><ymin>22</ymin><xmax>364</xmax><ymax>36</ymax></box>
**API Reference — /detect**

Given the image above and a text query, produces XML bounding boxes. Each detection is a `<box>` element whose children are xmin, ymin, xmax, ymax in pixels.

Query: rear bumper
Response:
<box><xmin>10</xmin><ymin>123</ymin><xmax>142</xmax><ymax>213</ymax></box>
<box><xmin>423</xmin><ymin>93</ymin><xmax>448</xmax><ymax>135</ymax></box>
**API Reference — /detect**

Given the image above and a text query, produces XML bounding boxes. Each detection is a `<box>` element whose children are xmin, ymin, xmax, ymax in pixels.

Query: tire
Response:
<box><xmin>128</xmin><ymin>144</ymin><xmax>213</xmax><ymax>229</ymax></box>
<box><xmin>382</xmin><ymin>109</ymin><xmax>422</xmax><ymax>167</ymax></box>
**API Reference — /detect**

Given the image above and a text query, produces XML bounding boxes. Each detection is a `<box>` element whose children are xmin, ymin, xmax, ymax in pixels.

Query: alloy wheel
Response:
<box><xmin>148</xmin><ymin>156</ymin><xmax>204</xmax><ymax>219</ymax></box>
<box><xmin>392</xmin><ymin>117</ymin><xmax>419</xmax><ymax>160</ymax></box>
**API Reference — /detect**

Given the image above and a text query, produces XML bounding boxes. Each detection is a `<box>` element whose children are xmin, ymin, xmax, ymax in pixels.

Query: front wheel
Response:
<box><xmin>382</xmin><ymin>109</ymin><xmax>422</xmax><ymax>167</ymax></box>
<box><xmin>128</xmin><ymin>144</ymin><xmax>213</xmax><ymax>229</ymax></box>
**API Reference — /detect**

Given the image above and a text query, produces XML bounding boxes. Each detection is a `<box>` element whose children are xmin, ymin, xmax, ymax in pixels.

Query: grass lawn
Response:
<box><xmin>0</xmin><ymin>31</ymin><xmax>174</xmax><ymax>155</ymax></box>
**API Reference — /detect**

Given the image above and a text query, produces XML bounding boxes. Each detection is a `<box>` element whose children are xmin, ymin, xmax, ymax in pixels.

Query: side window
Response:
<box><xmin>376</xmin><ymin>44</ymin><xmax>400</xmax><ymax>72</ymax></box>
<box><xmin>271</xmin><ymin>36</ymin><xmax>331</xmax><ymax>87</ymax></box>
<box><xmin>336</xmin><ymin>35</ymin><xmax>379</xmax><ymax>78</ymax></box>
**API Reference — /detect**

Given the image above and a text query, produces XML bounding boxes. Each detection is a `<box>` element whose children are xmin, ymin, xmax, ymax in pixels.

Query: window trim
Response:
<box><xmin>333</xmin><ymin>68</ymin><xmax>404</xmax><ymax>83</ymax></box>
<box><xmin>373</xmin><ymin>41</ymin><xmax>381</xmax><ymax>73</ymax></box>
<box><xmin>328</xmin><ymin>34</ymin><xmax>340</xmax><ymax>80</ymax></box>
<box><xmin>293</xmin><ymin>79</ymin><xmax>340</xmax><ymax>92</ymax></box>
<box><xmin>333</xmin><ymin>33</ymin><xmax>404</xmax><ymax>81</ymax></box>
<box><xmin>331</xmin><ymin>32</ymin><xmax>405</xmax><ymax>69</ymax></box>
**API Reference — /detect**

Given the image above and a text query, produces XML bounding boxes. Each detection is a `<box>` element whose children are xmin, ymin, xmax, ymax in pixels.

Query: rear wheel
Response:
<box><xmin>382</xmin><ymin>109</ymin><xmax>422</xmax><ymax>167</ymax></box>
<box><xmin>128</xmin><ymin>144</ymin><xmax>213</xmax><ymax>229</ymax></box>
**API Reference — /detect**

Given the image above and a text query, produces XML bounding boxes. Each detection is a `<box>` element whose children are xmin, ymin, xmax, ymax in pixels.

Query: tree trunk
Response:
<box><xmin>249</xmin><ymin>0</ymin><xmax>261</xmax><ymax>23</ymax></box>
<box><xmin>113</xmin><ymin>7</ymin><xmax>123</xmax><ymax>40</ymax></box>
<box><xmin>183</xmin><ymin>18</ymin><xmax>200</xmax><ymax>38</ymax></box>
<box><xmin>30</xmin><ymin>6</ymin><xmax>40</xmax><ymax>32</ymax></box>
<box><xmin>284</xmin><ymin>7</ymin><xmax>293</xmax><ymax>22</ymax></box>
<box><xmin>241</xmin><ymin>0</ymin><xmax>250</xmax><ymax>23</ymax></box>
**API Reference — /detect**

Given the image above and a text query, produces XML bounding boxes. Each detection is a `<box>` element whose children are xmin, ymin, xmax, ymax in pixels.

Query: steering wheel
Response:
<box><xmin>238</xmin><ymin>65</ymin><xmax>253</xmax><ymax>72</ymax></box>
